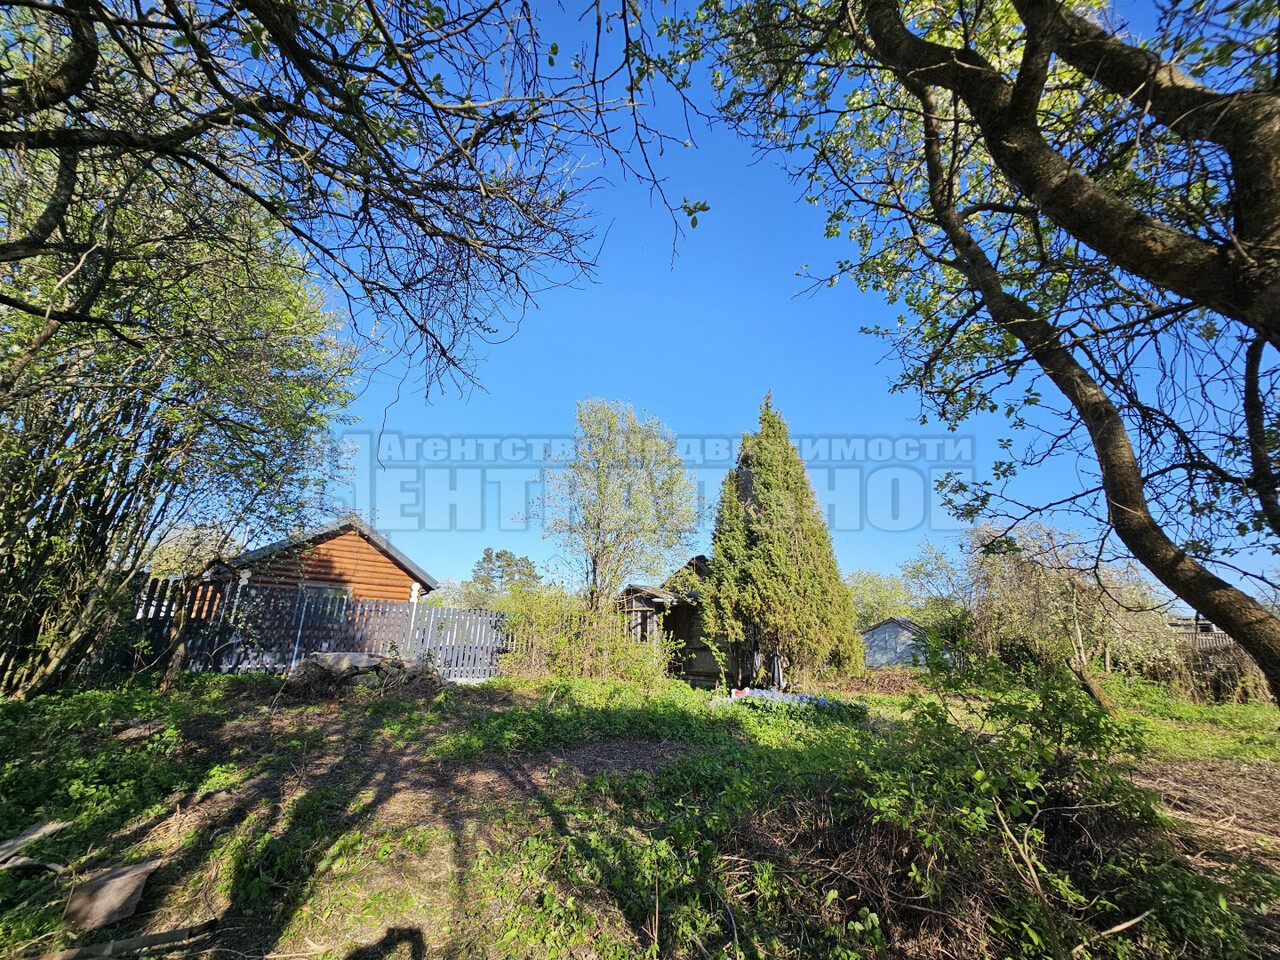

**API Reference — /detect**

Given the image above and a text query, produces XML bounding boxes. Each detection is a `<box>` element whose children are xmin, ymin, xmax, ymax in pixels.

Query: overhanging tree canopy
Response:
<box><xmin>0</xmin><ymin>0</ymin><xmax>659</xmax><ymax>388</ymax></box>
<box><xmin>651</xmin><ymin>0</ymin><xmax>1280</xmax><ymax>698</ymax></box>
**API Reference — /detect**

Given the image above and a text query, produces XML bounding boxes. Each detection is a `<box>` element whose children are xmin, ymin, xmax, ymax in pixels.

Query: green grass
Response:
<box><xmin>1100</xmin><ymin>677</ymin><xmax>1280</xmax><ymax>763</ymax></box>
<box><xmin>0</xmin><ymin>671</ymin><xmax>1276</xmax><ymax>960</ymax></box>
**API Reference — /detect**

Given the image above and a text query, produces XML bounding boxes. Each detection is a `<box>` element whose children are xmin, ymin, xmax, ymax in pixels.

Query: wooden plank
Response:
<box><xmin>392</xmin><ymin>600</ymin><xmax>405</xmax><ymax>655</ymax></box>
<box><xmin>473</xmin><ymin>614</ymin><xmax>486</xmax><ymax>679</ymax></box>
<box><xmin>405</xmin><ymin>603</ymin><xmax>423</xmax><ymax>661</ymax></box>
<box><xmin>345</xmin><ymin>598</ymin><xmax>360</xmax><ymax>654</ymax></box>
<box><xmin>185</xmin><ymin>586</ymin><xmax>209</xmax><ymax>669</ymax></box>
<box><xmin>319</xmin><ymin>594</ymin><xmax>335</xmax><ymax>656</ymax></box>
<box><xmin>386</xmin><ymin>601</ymin><xmax>398</xmax><ymax>655</ymax></box>
<box><xmin>346</xmin><ymin>596</ymin><xmax>363</xmax><ymax>653</ymax></box>
<box><xmin>362</xmin><ymin>598</ymin><xmax>378</xmax><ymax>654</ymax></box>
<box><xmin>375</xmin><ymin>600</ymin><xmax>388</xmax><ymax>656</ymax></box>
<box><xmin>281</xmin><ymin>589</ymin><xmax>305</xmax><ymax>672</ymax></box>
<box><xmin>387</xmin><ymin>600</ymin><xmax>403</xmax><ymax>658</ymax></box>
<box><xmin>203</xmin><ymin>581</ymin><xmax>236</xmax><ymax>672</ymax></box>
<box><xmin>389</xmin><ymin>600</ymin><xmax>404</xmax><ymax>655</ymax></box>
<box><xmin>320</xmin><ymin>599</ymin><xmax>340</xmax><ymax>660</ymax></box>
<box><xmin>419</xmin><ymin>606</ymin><xmax>437</xmax><ymax>667</ymax></box>
<box><xmin>371</xmin><ymin>599</ymin><xmax>384</xmax><ymax>653</ymax></box>
<box><xmin>467</xmin><ymin>615</ymin><xmax>481</xmax><ymax>679</ymax></box>
<box><xmin>315</xmin><ymin>594</ymin><xmax>336</xmax><ymax>656</ymax></box>
<box><xmin>482</xmin><ymin>612</ymin><xmax>499</xmax><ymax>678</ymax></box>
<box><xmin>299</xmin><ymin>596</ymin><xmax>319</xmax><ymax>659</ymax></box>
<box><xmin>266</xmin><ymin>590</ymin><xmax>287</xmax><ymax>671</ymax></box>
<box><xmin>432</xmin><ymin>607</ymin><xmax>448</xmax><ymax>669</ymax></box>
<box><xmin>139</xmin><ymin>578</ymin><xmax>163</xmax><ymax>654</ymax></box>
<box><xmin>464</xmin><ymin>613</ymin><xmax>478</xmax><ymax>679</ymax></box>
<box><xmin>139</xmin><ymin>577</ymin><xmax>160</xmax><ymax>620</ymax></box>
<box><xmin>485</xmin><ymin>613</ymin><xmax>500</xmax><ymax>677</ymax></box>
<box><xmin>449</xmin><ymin>611</ymin><xmax>464</xmax><ymax>679</ymax></box>
<box><xmin>360</xmin><ymin>598</ymin><xmax>378</xmax><ymax>655</ymax></box>
<box><xmin>431</xmin><ymin>609</ymin><xmax>448</xmax><ymax>676</ymax></box>
<box><xmin>347</xmin><ymin>598</ymin><xmax>364</xmax><ymax>654</ymax></box>
<box><xmin>425</xmin><ymin>606</ymin><xmax>442</xmax><ymax>664</ymax></box>
<box><xmin>450</xmin><ymin>613</ymin><xmax>464</xmax><ymax>680</ymax></box>
<box><xmin>391</xmin><ymin>601</ymin><xmax>407</xmax><ymax>660</ymax></box>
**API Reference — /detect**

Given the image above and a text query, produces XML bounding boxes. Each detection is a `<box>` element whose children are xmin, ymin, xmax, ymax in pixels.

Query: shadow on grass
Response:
<box><xmin>0</xmin><ymin>676</ymin><xmax>860</xmax><ymax>960</ymax></box>
<box><xmin>340</xmin><ymin>926</ymin><xmax>426</xmax><ymax>960</ymax></box>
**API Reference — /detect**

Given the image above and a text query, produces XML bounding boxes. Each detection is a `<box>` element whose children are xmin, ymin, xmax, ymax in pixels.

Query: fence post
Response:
<box><xmin>288</xmin><ymin>589</ymin><xmax>309</xmax><ymax>671</ymax></box>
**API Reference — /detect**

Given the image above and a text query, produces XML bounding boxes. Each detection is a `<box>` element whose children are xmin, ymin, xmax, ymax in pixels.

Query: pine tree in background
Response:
<box><xmin>704</xmin><ymin>396</ymin><xmax>861</xmax><ymax>682</ymax></box>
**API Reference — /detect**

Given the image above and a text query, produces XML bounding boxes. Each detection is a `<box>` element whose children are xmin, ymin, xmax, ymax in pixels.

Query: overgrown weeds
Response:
<box><xmin>499</xmin><ymin>588</ymin><xmax>679</xmax><ymax>686</ymax></box>
<box><xmin>483</xmin><ymin>656</ymin><xmax>1277</xmax><ymax>959</ymax></box>
<box><xmin>1</xmin><ymin>667</ymin><xmax>1276</xmax><ymax>960</ymax></box>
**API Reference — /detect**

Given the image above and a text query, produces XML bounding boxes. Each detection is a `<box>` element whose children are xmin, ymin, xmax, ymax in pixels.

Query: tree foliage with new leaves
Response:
<box><xmin>704</xmin><ymin>398</ymin><xmax>859</xmax><ymax>677</ymax></box>
<box><xmin>904</xmin><ymin>526</ymin><xmax>1181</xmax><ymax>708</ymax></box>
<box><xmin>0</xmin><ymin>0</ymin><xmax>672</xmax><ymax>390</ymax></box>
<box><xmin>845</xmin><ymin>568</ymin><xmax>922</xmax><ymax>633</ymax></box>
<box><xmin>540</xmin><ymin>399</ymin><xmax>698</xmax><ymax>611</ymax></box>
<box><xmin>435</xmin><ymin>548</ymin><xmax>543</xmax><ymax>608</ymax></box>
<box><xmin>471</xmin><ymin>548</ymin><xmax>542</xmax><ymax>599</ymax></box>
<box><xmin>650</xmin><ymin>0</ymin><xmax>1280</xmax><ymax>699</ymax></box>
<box><xmin>0</xmin><ymin>213</ymin><xmax>353</xmax><ymax>699</ymax></box>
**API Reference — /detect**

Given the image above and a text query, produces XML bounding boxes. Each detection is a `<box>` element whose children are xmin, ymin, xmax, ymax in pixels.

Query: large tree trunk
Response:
<box><xmin>904</xmin><ymin>82</ymin><xmax>1280</xmax><ymax>703</ymax></box>
<box><xmin>159</xmin><ymin>590</ymin><xmax>193</xmax><ymax>694</ymax></box>
<box><xmin>1012</xmin><ymin>313</ymin><xmax>1280</xmax><ymax>704</ymax></box>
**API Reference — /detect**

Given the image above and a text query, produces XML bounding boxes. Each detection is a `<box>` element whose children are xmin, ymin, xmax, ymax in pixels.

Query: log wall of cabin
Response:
<box><xmin>246</xmin><ymin>530</ymin><xmax>420</xmax><ymax>600</ymax></box>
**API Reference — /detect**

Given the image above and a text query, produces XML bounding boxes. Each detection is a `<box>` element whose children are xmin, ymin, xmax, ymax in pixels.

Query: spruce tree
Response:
<box><xmin>703</xmin><ymin>471</ymin><xmax>750</xmax><ymax>670</ymax></box>
<box><xmin>704</xmin><ymin>397</ymin><xmax>861</xmax><ymax>680</ymax></box>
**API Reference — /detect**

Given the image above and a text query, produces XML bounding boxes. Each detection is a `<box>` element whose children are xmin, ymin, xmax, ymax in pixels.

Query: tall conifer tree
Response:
<box><xmin>703</xmin><ymin>471</ymin><xmax>749</xmax><ymax>653</ymax></box>
<box><xmin>704</xmin><ymin>397</ymin><xmax>861</xmax><ymax>680</ymax></box>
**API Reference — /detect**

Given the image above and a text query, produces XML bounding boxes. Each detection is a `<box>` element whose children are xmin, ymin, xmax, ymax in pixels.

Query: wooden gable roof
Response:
<box><xmin>229</xmin><ymin>515</ymin><xmax>439</xmax><ymax>592</ymax></box>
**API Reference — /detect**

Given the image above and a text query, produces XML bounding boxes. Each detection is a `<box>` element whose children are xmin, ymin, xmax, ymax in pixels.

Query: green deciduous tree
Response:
<box><xmin>0</xmin><ymin>214</ymin><xmax>354</xmax><ymax>699</ymax></box>
<box><xmin>704</xmin><ymin>397</ymin><xmax>860</xmax><ymax>679</ymax></box>
<box><xmin>904</xmin><ymin>526</ymin><xmax>1177</xmax><ymax>708</ymax></box>
<box><xmin>845</xmin><ymin>568</ymin><xmax>921</xmax><ymax>632</ymax></box>
<box><xmin>539</xmin><ymin>399</ymin><xmax>698</xmax><ymax>611</ymax></box>
<box><xmin>0</xmin><ymin>0</ymin><xmax>671</xmax><ymax>388</ymax></box>
<box><xmin>649</xmin><ymin>0</ymin><xmax>1280</xmax><ymax>700</ymax></box>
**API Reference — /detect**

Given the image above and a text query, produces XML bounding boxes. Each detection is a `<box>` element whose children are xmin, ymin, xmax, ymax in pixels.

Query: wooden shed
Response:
<box><xmin>226</xmin><ymin>515</ymin><xmax>438</xmax><ymax>602</ymax></box>
<box><xmin>618</xmin><ymin>556</ymin><xmax>745</xmax><ymax>688</ymax></box>
<box><xmin>862</xmin><ymin>617</ymin><xmax>928</xmax><ymax>669</ymax></box>
<box><xmin>619</xmin><ymin>584</ymin><xmax>680</xmax><ymax>644</ymax></box>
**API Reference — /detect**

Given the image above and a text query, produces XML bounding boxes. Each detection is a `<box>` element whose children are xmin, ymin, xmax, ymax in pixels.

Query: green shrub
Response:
<box><xmin>499</xmin><ymin>587</ymin><xmax>678</xmax><ymax>686</ymax></box>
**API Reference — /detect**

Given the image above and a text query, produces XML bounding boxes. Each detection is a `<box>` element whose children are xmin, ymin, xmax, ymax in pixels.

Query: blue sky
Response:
<box><xmin>330</xmin><ymin>1</ymin><xmax>1161</xmax><ymax>588</ymax></box>
<box><xmin>335</xmin><ymin>120</ymin><xmax>1001</xmax><ymax>585</ymax></box>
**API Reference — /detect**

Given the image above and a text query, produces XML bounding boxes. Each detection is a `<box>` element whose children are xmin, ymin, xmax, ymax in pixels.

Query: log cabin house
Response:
<box><xmin>226</xmin><ymin>514</ymin><xmax>439</xmax><ymax>602</ymax></box>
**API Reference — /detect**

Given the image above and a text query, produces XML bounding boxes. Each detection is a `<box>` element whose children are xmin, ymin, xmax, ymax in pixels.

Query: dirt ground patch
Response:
<box><xmin>125</xmin><ymin>700</ymin><xmax>702</xmax><ymax>960</ymax></box>
<box><xmin>1131</xmin><ymin>757</ymin><xmax>1280</xmax><ymax>855</ymax></box>
<box><xmin>1133</xmin><ymin>757</ymin><xmax>1280</xmax><ymax>959</ymax></box>
<box><xmin>351</xmin><ymin>738</ymin><xmax>703</xmax><ymax>828</ymax></box>
<box><xmin>428</xmin><ymin>737</ymin><xmax>700</xmax><ymax>797</ymax></box>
